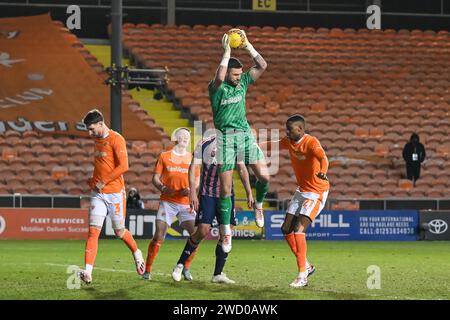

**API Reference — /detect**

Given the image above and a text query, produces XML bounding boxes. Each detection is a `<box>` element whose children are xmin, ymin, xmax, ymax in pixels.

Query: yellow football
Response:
<box><xmin>227</xmin><ymin>28</ymin><xmax>245</xmax><ymax>49</ymax></box>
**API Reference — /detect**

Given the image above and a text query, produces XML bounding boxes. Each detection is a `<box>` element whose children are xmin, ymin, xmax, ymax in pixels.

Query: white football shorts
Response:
<box><xmin>156</xmin><ymin>201</ymin><xmax>195</xmax><ymax>226</ymax></box>
<box><xmin>286</xmin><ymin>188</ymin><xmax>329</xmax><ymax>222</ymax></box>
<box><xmin>89</xmin><ymin>190</ymin><xmax>126</xmax><ymax>229</ymax></box>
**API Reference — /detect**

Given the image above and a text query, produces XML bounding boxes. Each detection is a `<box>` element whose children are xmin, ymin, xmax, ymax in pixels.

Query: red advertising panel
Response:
<box><xmin>0</xmin><ymin>208</ymin><xmax>88</xmax><ymax>239</ymax></box>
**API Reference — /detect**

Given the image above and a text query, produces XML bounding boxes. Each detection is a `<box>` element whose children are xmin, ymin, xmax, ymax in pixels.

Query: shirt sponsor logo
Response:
<box><xmin>167</xmin><ymin>166</ymin><xmax>189</xmax><ymax>173</ymax></box>
<box><xmin>220</xmin><ymin>95</ymin><xmax>242</xmax><ymax>106</ymax></box>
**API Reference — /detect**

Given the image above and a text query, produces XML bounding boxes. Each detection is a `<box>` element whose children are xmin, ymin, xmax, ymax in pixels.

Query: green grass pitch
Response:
<box><xmin>0</xmin><ymin>240</ymin><xmax>449</xmax><ymax>300</ymax></box>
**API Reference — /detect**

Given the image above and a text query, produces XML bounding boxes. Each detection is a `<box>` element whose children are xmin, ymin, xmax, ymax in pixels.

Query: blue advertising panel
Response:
<box><xmin>265</xmin><ymin>210</ymin><xmax>419</xmax><ymax>241</ymax></box>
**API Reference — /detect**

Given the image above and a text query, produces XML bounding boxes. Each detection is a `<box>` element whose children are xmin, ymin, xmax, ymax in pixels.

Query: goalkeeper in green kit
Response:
<box><xmin>206</xmin><ymin>29</ymin><xmax>270</xmax><ymax>254</ymax></box>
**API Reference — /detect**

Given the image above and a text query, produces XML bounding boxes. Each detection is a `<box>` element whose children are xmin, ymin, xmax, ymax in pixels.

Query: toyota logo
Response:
<box><xmin>428</xmin><ymin>219</ymin><xmax>448</xmax><ymax>235</ymax></box>
<box><xmin>0</xmin><ymin>216</ymin><xmax>5</xmax><ymax>235</ymax></box>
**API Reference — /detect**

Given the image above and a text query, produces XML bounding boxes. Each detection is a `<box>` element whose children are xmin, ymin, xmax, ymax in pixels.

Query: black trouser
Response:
<box><xmin>406</xmin><ymin>162</ymin><xmax>421</xmax><ymax>182</ymax></box>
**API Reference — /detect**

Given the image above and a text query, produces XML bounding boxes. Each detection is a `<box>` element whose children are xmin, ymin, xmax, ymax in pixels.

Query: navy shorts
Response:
<box><xmin>196</xmin><ymin>194</ymin><xmax>236</xmax><ymax>226</ymax></box>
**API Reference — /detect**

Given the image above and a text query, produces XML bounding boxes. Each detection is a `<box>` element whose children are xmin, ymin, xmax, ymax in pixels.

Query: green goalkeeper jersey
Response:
<box><xmin>208</xmin><ymin>71</ymin><xmax>254</xmax><ymax>132</ymax></box>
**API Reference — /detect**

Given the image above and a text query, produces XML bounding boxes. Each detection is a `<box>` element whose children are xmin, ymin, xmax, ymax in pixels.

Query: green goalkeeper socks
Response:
<box><xmin>255</xmin><ymin>180</ymin><xmax>269</xmax><ymax>203</ymax></box>
<box><xmin>218</xmin><ymin>196</ymin><xmax>232</xmax><ymax>225</ymax></box>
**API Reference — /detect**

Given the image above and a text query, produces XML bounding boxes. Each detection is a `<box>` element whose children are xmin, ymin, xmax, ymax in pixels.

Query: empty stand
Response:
<box><xmin>121</xmin><ymin>23</ymin><xmax>450</xmax><ymax>200</ymax></box>
<box><xmin>2</xmin><ymin>22</ymin><xmax>450</xmax><ymax>205</ymax></box>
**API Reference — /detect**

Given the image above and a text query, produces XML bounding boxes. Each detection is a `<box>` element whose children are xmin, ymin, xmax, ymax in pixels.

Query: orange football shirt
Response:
<box><xmin>91</xmin><ymin>130</ymin><xmax>128</xmax><ymax>194</ymax></box>
<box><xmin>280</xmin><ymin>134</ymin><xmax>329</xmax><ymax>193</ymax></box>
<box><xmin>155</xmin><ymin>150</ymin><xmax>194</xmax><ymax>205</ymax></box>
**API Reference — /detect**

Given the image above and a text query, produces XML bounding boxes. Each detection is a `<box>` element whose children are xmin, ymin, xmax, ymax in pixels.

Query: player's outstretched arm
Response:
<box><xmin>211</xmin><ymin>34</ymin><xmax>231</xmax><ymax>90</ymax></box>
<box><xmin>237</xmin><ymin>162</ymin><xmax>255</xmax><ymax>209</ymax></box>
<box><xmin>241</xmin><ymin>30</ymin><xmax>267</xmax><ymax>82</ymax></box>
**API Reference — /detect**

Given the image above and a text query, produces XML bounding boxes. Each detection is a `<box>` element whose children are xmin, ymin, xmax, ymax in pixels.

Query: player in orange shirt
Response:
<box><xmin>264</xmin><ymin>114</ymin><xmax>329</xmax><ymax>288</ymax></box>
<box><xmin>143</xmin><ymin>127</ymin><xmax>199</xmax><ymax>281</ymax></box>
<box><xmin>77</xmin><ymin>109</ymin><xmax>145</xmax><ymax>284</ymax></box>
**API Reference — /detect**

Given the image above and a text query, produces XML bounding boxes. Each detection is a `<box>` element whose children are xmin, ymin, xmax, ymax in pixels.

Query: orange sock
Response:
<box><xmin>294</xmin><ymin>232</ymin><xmax>307</xmax><ymax>273</ymax></box>
<box><xmin>121</xmin><ymin>229</ymin><xmax>138</xmax><ymax>253</ymax></box>
<box><xmin>145</xmin><ymin>239</ymin><xmax>162</xmax><ymax>273</ymax></box>
<box><xmin>184</xmin><ymin>245</ymin><xmax>200</xmax><ymax>270</ymax></box>
<box><xmin>284</xmin><ymin>233</ymin><xmax>297</xmax><ymax>256</ymax></box>
<box><xmin>85</xmin><ymin>227</ymin><xmax>101</xmax><ymax>267</ymax></box>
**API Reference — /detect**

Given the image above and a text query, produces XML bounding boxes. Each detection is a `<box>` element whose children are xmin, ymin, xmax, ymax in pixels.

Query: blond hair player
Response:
<box><xmin>143</xmin><ymin>128</ymin><xmax>199</xmax><ymax>281</ymax></box>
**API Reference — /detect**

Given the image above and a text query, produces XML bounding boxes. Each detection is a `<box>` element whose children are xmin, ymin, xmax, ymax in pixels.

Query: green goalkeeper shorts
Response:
<box><xmin>216</xmin><ymin>130</ymin><xmax>265</xmax><ymax>173</ymax></box>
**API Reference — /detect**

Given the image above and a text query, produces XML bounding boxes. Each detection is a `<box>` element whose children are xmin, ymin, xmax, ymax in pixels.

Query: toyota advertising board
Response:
<box><xmin>419</xmin><ymin>211</ymin><xmax>450</xmax><ymax>240</ymax></box>
<box><xmin>265</xmin><ymin>210</ymin><xmax>419</xmax><ymax>241</ymax></box>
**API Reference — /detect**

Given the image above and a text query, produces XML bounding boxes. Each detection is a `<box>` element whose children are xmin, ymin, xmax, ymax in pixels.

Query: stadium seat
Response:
<box><xmin>426</xmin><ymin>190</ymin><xmax>444</xmax><ymax>198</ymax></box>
<box><xmin>374</xmin><ymin>144</ymin><xmax>389</xmax><ymax>157</ymax></box>
<box><xmin>398</xmin><ymin>179</ymin><xmax>414</xmax><ymax>190</ymax></box>
<box><xmin>147</xmin><ymin>140</ymin><xmax>163</xmax><ymax>153</ymax></box>
<box><xmin>48</xmin><ymin>184</ymin><xmax>65</xmax><ymax>195</ymax></box>
<box><xmin>51</xmin><ymin>166</ymin><xmax>69</xmax><ymax>179</ymax></box>
<box><xmin>66</xmin><ymin>185</ymin><xmax>86</xmax><ymax>195</ymax></box>
<box><xmin>1</xmin><ymin>147</ymin><xmax>17</xmax><ymax>161</ymax></box>
<box><xmin>436</xmin><ymin>145</ymin><xmax>450</xmax><ymax>157</ymax></box>
<box><xmin>354</xmin><ymin>127</ymin><xmax>369</xmax><ymax>138</ymax></box>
